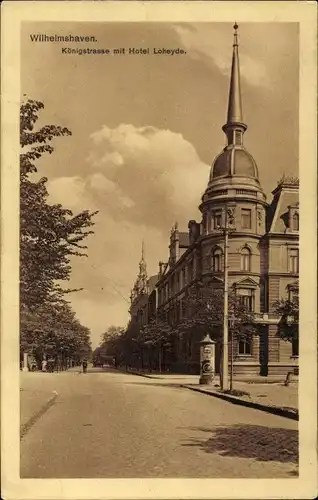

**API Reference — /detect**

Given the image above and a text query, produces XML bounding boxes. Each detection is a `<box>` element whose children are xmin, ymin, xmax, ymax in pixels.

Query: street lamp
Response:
<box><xmin>229</xmin><ymin>313</ymin><xmax>236</xmax><ymax>391</ymax></box>
<box><xmin>215</xmin><ymin>206</ymin><xmax>236</xmax><ymax>391</ymax></box>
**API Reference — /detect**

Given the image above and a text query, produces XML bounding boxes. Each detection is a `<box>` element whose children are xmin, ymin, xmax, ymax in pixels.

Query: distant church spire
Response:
<box><xmin>131</xmin><ymin>241</ymin><xmax>148</xmax><ymax>301</ymax></box>
<box><xmin>222</xmin><ymin>23</ymin><xmax>247</xmax><ymax>146</ymax></box>
<box><xmin>140</xmin><ymin>240</ymin><xmax>146</xmax><ymax>269</ymax></box>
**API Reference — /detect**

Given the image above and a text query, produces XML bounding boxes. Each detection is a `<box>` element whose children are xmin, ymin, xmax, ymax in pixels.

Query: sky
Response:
<box><xmin>21</xmin><ymin>22</ymin><xmax>299</xmax><ymax>348</ymax></box>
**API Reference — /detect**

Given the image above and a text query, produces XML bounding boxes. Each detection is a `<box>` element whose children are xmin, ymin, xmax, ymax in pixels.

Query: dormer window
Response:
<box><xmin>292</xmin><ymin>212</ymin><xmax>299</xmax><ymax>231</ymax></box>
<box><xmin>287</xmin><ymin>204</ymin><xmax>299</xmax><ymax>232</ymax></box>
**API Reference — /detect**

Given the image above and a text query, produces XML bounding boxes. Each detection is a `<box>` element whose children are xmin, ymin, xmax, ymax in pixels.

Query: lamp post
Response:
<box><xmin>229</xmin><ymin>313</ymin><xmax>236</xmax><ymax>391</ymax></box>
<box><xmin>215</xmin><ymin>206</ymin><xmax>236</xmax><ymax>391</ymax></box>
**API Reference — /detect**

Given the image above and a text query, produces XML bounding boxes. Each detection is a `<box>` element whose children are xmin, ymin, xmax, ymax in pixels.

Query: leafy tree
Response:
<box><xmin>273</xmin><ymin>294</ymin><xmax>299</xmax><ymax>343</ymax></box>
<box><xmin>99</xmin><ymin>325</ymin><xmax>125</xmax><ymax>363</ymax></box>
<box><xmin>20</xmin><ymin>99</ymin><xmax>98</xmax><ymax>309</ymax></box>
<box><xmin>100</xmin><ymin>325</ymin><xmax>125</xmax><ymax>346</ymax></box>
<box><xmin>176</xmin><ymin>284</ymin><xmax>257</xmax><ymax>343</ymax></box>
<box><xmin>20</xmin><ymin>301</ymin><xmax>92</xmax><ymax>369</ymax></box>
<box><xmin>20</xmin><ymin>98</ymin><xmax>97</xmax><ymax>361</ymax></box>
<box><xmin>173</xmin><ymin>283</ymin><xmax>258</xmax><ymax>385</ymax></box>
<box><xmin>140</xmin><ymin>319</ymin><xmax>174</xmax><ymax>372</ymax></box>
<box><xmin>117</xmin><ymin>320</ymin><xmax>142</xmax><ymax>368</ymax></box>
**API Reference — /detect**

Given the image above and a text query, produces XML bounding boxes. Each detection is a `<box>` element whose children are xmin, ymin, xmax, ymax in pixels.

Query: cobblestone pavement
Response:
<box><xmin>20</xmin><ymin>369</ymin><xmax>298</xmax><ymax>478</ymax></box>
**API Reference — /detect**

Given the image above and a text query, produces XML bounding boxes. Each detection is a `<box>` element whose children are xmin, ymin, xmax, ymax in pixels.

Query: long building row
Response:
<box><xmin>129</xmin><ymin>25</ymin><xmax>299</xmax><ymax>377</ymax></box>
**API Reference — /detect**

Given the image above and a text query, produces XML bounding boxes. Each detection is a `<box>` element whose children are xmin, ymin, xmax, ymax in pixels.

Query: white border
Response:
<box><xmin>1</xmin><ymin>2</ymin><xmax>317</xmax><ymax>499</ymax></box>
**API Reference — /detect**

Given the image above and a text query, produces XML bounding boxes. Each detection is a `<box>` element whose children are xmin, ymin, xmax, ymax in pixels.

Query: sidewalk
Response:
<box><xmin>183</xmin><ymin>380</ymin><xmax>298</xmax><ymax>419</ymax></box>
<box><xmin>118</xmin><ymin>369</ymin><xmax>298</xmax><ymax>420</ymax></box>
<box><xmin>20</xmin><ymin>372</ymin><xmax>59</xmax><ymax>435</ymax></box>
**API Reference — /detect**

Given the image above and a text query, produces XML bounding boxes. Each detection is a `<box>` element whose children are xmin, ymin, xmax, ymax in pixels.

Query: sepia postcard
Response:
<box><xmin>1</xmin><ymin>1</ymin><xmax>317</xmax><ymax>499</ymax></box>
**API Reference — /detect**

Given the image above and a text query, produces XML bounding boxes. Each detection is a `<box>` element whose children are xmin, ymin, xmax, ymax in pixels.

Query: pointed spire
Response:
<box><xmin>227</xmin><ymin>22</ymin><xmax>243</xmax><ymax>124</ymax></box>
<box><xmin>222</xmin><ymin>23</ymin><xmax>247</xmax><ymax>146</ymax></box>
<box><xmin>139</xmin><ymin>240</ymin><xmax>147</xmax><ymax>273</ymax></box>
<box><xmin>132</xmin><ymin>239</ymin><xmax>148</xmax><ymax>296</ymax></box>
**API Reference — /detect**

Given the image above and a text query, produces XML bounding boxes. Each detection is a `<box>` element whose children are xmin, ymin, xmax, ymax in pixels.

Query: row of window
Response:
<box><xmin>212</xmin><ymin>246</ymin><xmax>252</xmax><ymax>272</ymax></box>
<box><xmin>182</xmin><ymin>337</ymin><xmax>252</xmax><ymax>358</ymax></box>
<box><xmin>207</xmin><ymin>208</ymin><xmax>252</xmax><ymax>231</ymax></box>
<box><xmin>159</xmin><ymin>261</ymin><xmax>195</xmax><ymax>303</ymax></box>
<box><xmin>159</xmin><ymin>247</ymin><xmax>299</xmax><ymax>305</ymax></box>
<box><xmin>181</xmin><ymin>336</ymin><xmax>298</xmax><ymax>358</ymax></box>
<box><xmin>212</xmin><ymin>247</ymin><xmax>299</xmax><ymax>274</ymax></box>
<box><xmin>207</xmin><ymin>210</ymin><xmax>299</xmax><ymax>233</ymax></box>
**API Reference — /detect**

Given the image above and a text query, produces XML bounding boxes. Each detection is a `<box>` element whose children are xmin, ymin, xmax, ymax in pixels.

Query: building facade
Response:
<box><xmin>129</xmin><ymin>25</ymin><xmax>299</xmax><ymax>376</ymax></box>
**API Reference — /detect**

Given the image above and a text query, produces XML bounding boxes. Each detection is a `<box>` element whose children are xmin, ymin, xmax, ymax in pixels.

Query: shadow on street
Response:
<box><xmin>181</xmin><ymin>424</ymin><xmax>298</xmax><ymax>464</ymax></box>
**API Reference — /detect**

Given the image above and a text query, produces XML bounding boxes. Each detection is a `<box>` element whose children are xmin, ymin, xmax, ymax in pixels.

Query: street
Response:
<box><xmin>20</xmin><ymin>368</ymin><xmax>298</xmax><ymax>478</ymax></box>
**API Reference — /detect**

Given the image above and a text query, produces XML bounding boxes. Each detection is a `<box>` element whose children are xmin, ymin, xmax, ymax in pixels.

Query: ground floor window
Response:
<box><xmin>238</xmin><ymin>339</ymin><xmax>252</xmax><ymax>355</ymax></box>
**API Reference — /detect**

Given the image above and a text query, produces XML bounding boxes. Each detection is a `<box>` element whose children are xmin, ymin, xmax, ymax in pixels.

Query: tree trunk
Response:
<box><xmin>219</xmin><ymin>344</ymin><xmax>223</xmax><ymax>389</ymax></box>
<box><xmin>230</xmin><ymin>334</ymin><xmax>234</xmax><ymax>391</ymax></box>
<box><xmin>158</xmin><ymin>347</ymin><xmax>162</xmax><ymax>374</ymax></box>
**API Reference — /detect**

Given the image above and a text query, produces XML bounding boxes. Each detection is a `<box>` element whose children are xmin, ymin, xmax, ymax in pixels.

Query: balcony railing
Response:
<box><xmin>253</xmin><ymin>313</ymin><xmax>281</xmax><ymax>324</ymax></box>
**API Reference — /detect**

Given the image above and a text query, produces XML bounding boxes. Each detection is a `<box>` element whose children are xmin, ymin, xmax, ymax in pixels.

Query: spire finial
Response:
<box><xmin>233</xmin><ymin>22</ymin><xmax>239</xmax><ymax>46</ymax></box>
<box><xmin>141</xmin><ymin>239</ymin><xmax>145</xmax><ymax>261</ymax></box>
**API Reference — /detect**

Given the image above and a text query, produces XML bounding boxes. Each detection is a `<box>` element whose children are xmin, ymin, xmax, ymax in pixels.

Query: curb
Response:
<box><xmin>181</xmin><ymin>385</ymin><xmax>298</xmax><ymax>421</ymax></box>
<box><xmin>112</xmin><ymin>368</ymin><xmax>162</xmax><ymax>379</ymax></box>
<box><xmin>20</xmin><ymin>391</ymin><xmax>58</xmax><ymax>439</ymax></box>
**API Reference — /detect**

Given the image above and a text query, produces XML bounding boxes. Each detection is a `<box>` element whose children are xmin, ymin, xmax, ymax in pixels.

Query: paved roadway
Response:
<box><xmin>20</xmin><ymin>368</ymin><xmax>298</xmax><ymax>478</ymax></box>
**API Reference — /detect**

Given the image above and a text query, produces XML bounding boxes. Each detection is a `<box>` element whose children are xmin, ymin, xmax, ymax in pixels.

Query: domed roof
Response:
<box><xmin>211</xmin><ymin>146</ymin><xmax>259</xmax><ymax>181</ymax></box>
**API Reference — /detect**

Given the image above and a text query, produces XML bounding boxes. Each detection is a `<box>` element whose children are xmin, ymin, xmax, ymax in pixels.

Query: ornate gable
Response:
<box><xmin>234</xmin><ymin>277</ymin><xmax>258</xmax><ymax>288</ymax></box>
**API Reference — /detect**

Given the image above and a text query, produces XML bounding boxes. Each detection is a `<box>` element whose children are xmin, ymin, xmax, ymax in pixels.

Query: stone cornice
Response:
<box><xmin>265</xmin><ymin>232</ymin><xmax>299</xmax><ymax>240</ymax></box>
<box><xmin>199</xmin><ymin>195</ymin><xmax>268</xmax><ymax>212</ymax></box>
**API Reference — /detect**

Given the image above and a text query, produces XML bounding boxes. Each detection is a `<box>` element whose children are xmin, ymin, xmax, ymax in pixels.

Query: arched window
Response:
<box><xmin>212</xmin><ymin>248</ymin><xmax>223</xmax><ymax>272</ymax></box>
<box><xmin>292</xmin><ymin>212</ymin><xmax>299</xmax><ymax>231</ymax></box>
<box><xmin>241</xmin><ymin>247</ymin><xmax>251</xmax><ymax>271</ymax></box>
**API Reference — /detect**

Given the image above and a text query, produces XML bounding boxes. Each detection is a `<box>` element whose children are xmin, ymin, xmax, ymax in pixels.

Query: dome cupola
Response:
<box><xmin>209</xmin><ymin>23</ymin><xmax>259</xmax><ymax>184</ymax></box>
<box><xmin>200</xmin><ymin>23</ymin><xmax>266</xmax><ymax>211</ymax></box>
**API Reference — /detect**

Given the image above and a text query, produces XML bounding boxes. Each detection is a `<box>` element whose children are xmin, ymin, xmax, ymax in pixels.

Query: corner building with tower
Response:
<box><xmin>129</xmin><ymin>25</ymin><xmax>299</xmax><ymax>377</ymax></box>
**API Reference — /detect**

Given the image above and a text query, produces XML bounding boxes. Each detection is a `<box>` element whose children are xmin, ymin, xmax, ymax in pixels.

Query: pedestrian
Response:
<box><xmin>82</xmin><ymin>359</ymin><xmax>88</xmax><ymax>374</ymax></box>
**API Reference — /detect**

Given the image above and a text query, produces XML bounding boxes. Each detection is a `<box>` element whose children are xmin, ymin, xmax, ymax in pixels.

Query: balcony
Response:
<box><xmin>253</xmin><ymin>313</ymin><xmax>281</xmax><ymax>325</ymax></box>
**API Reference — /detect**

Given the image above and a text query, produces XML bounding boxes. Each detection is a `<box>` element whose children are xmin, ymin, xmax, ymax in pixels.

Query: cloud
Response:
<box><xmin>173</xmin><ymin>24</ymin><xmax>270</xmax><ymax>88</ymax></box>
<box><xmin>47</xmin><ymin>124</ymin><xmax>210</xmax><ymax>347</ymax></box>
<box><xmin>87</xmin><ymin>124</ymin><xmax>209</xmax><ymax>229</ymax></box>
<box><xmin>48</xmin><ymin>176</ymin><xmax>90</xmax><ymax>211</ymax></box>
